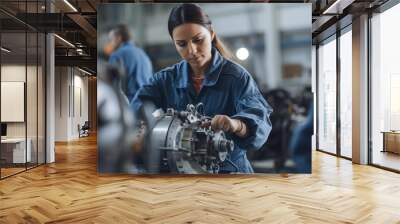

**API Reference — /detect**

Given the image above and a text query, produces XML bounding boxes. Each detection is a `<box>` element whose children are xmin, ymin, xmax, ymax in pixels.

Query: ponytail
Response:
<box><xmin>212</xmin><ymin>35</ymin><xmax>233</xmax><ymax>59</ymax></box>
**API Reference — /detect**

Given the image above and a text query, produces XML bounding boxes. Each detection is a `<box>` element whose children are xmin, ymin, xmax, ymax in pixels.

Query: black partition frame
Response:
<box><xmin>0</xmin><ymin>0</ymin><xmax>47</xmax><ymax>180</ymax></box>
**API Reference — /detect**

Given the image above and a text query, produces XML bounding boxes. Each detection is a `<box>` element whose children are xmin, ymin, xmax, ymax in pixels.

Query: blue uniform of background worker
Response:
<box><xmin>288</xmin><ymin>102</ymin><xmax>313</xmax><ymax>173</ymax></box>
<box><xmin>131</xmin><ymin>3</ymin><xmax>273</xmax><ymax>173</ymax></box>
<box><xmin>108</xmin><ymin>24</ymin><xmax>153</xmax><ymax>103</ymax></box>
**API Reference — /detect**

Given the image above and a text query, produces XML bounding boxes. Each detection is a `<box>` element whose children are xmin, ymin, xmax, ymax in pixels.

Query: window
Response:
<box><xmin>370</xmin><ymin>2</ymin><xmax>400</xmax><ymax>171</ymax></box>
<box><xmin>339</xmin><ymin>28</ymin><xmax>352</xmax><ymax>158</ymax></box>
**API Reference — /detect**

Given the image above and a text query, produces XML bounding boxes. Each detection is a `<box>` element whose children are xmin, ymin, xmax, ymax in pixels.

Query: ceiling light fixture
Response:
<box><xmin>63</xmin><ymin>0</ymin><xmax>78</xmax><ymax>12</ymax></box>
<box><xmin>54</xmin><ymin>34</ymin><xmax>75</xmax><ymax>48</ymax></box>
<box><xmin>1</xmin><ymin>47</ymin><xmax>11</xmax><ymax>53</ymax></box>
<box><xmin>78</xmin><ymin>67</ymin><xmax>92</xmax><ymax>76</ymax></box>
<box><xmin>322</xmin><ymin>0</ymin><xmax>354</xmax><ymax>15</ymax></box>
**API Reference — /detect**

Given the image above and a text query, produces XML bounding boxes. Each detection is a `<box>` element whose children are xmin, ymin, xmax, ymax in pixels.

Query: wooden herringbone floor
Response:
<box><xmin>1</xmin><ymin>134</ymin><xmax>400</xmax><ymax>224</ymax></box>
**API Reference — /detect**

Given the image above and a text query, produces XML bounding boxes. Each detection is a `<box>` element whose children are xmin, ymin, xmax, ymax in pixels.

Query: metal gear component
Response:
<box><xmin>145</xmin><ymin>104</ymin><xmax>234</xmax><ymax>174</ymax></box>
<box><xmin>212</xmin><ymin>131</ymin><xmax>234</xmax><ymax>162</ymax></box>
<box><xmin>97</xmin><ymin>62</ymin><xmax>139</xmax><ymax>173</ymax></box>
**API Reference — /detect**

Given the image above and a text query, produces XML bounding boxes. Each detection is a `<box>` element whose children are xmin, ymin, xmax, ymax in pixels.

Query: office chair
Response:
<box><xmin>79</xmin><ymin>121</ymin><xmax>90</xmax><ymax>138</ymax></box>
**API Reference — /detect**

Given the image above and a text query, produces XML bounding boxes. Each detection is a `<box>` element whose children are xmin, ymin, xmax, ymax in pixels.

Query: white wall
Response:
<box><xmin>1</xmin><ymin>65</ymin><xmax>32</xmax><ymax>137</ymax></box>
<box><xmin>1</xmin><ymin>65</ymin><xmax>26</xmax><ymax>81</ymax></box>
<box><xmin>55</xmin><ymin>66</ymin><xmax>68</xmax><ymax>141</ymax></box>
<box><xmin>72</xmin><ymin>72</ymin><xmax>89</xmax><ymax>138</ymax></box>
<box><xmin>55</xmin><ymin>67</ymin><xmax>89</xmax><ymax>141</ymax></box>
<box><xmin>1</xmin><ymin>64</ymin><xmax>46</xmax><ymax>163</ymax></box>
<box><xmin>1</xmin><ymin>65</ymin><xmax>26</xmax><ymax>140</ymax></box>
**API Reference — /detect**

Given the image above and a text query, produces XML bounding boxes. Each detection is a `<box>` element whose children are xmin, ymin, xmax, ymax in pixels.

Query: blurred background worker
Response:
<box><xmin>106</xmin><ymin>24</ymin><xmax>153</xmax><ymax>103</ymax></box>
<box><xmin>288</xmin><ymin>101</ymin><xmax>313</xmax><ymax>173</ymax></box>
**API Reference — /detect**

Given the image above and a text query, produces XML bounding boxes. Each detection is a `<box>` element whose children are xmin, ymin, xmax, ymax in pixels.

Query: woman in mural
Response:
<box><xmin>131</xmin><ymin>3</ymin><xmax>272</xmax><ymax>173</ymax></box>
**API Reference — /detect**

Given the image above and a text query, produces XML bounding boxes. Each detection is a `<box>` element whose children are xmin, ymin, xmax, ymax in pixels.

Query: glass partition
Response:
<box><xmin>0</xmin><ymin>1</ymin><xmax>46</xmax><ymax>179</ymax></box>
<box><xmin>317</xmin><ymin>35</ymin><xmax>337</xmax><ymax>154</ymax></box>
<box><xmin>1</xmin><ymin>30</ymin><xmax>28</xmax><ymax>177</ymax></box>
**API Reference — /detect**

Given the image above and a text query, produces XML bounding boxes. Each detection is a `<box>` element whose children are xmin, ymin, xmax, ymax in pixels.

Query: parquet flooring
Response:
<box><xmin>1</xmin><ymin>167</ymin><xmax>26</xmax><ymax>178</ymax></box>
<box><xmin>0</xmin><ymin>134</ymin><xmax>400</xmax><ymax>223</ymax></box>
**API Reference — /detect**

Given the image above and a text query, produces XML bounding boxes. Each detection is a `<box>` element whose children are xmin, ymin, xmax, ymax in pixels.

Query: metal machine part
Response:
<box><xmin>97</xmin><ymin>61</ymin><xmax>139</xmax><ymax>173</ymax></box>
<box><xmin>145</xmin><ymin>104</ymin><xmax>234</xmax><ymax>174</ymax></box>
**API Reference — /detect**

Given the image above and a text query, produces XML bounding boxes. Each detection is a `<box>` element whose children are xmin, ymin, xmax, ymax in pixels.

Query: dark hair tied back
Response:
<box><xmin>168</xmin><ymin>3</ymin><xmax>232</xmax><ymax>59</ymax></box>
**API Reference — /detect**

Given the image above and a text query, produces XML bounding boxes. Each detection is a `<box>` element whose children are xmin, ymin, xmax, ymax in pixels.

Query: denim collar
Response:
<box><xmin>119</xmin><ymin>41</ymin><xmax>134</xmax><ymax>49</ymax></box>
<box><xmin>176</xmin><ymin>47</ymin><xmax>225</xmax><ymax>88</ymax></box>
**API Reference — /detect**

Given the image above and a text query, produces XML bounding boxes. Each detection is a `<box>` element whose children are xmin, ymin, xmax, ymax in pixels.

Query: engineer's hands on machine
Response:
<box><xmin>202</xmin><ymin>115</ymin><xmax>248</xmax><ymax>138</ymax></box>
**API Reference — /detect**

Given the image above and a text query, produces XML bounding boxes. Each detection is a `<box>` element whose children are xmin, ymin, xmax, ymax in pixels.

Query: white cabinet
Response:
<box><xmin>1</xmin><ymin>138</ymin><xmax>32</xmax><ymax>163</ymax></box>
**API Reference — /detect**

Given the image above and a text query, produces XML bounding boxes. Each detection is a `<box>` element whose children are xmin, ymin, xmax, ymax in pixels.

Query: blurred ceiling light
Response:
<box><xmin>236</xmin><ymin>47</ymin><xmax>249</xmax><ymax>61</ymax></box>
<box><xmin>63</xmin><ymin>0</ymin><xmax>78</xmax><ymax>12</ymax></box>
<box><xmin>76</xmin><ymin>48</ymin><xmax>86</xmax><ymax>56</ymax></box>
<box><xmin>1</xmin><ymin>47</ymin><xmax>11</xmax><ymax>53</ymax></box>
<box><xmin>78</xmin><ymin>67</ymin><xmax>92</xmax><ymax>76</ymax></box>
<box><xmin>75</xmin><ymin>42</ymin><xmax>84</xmax><ymax>47</ymax></box>
<box><xmin>54</xmin><ymin>34</ymin><xmax>75</xmax><ymax>48</ymax></box>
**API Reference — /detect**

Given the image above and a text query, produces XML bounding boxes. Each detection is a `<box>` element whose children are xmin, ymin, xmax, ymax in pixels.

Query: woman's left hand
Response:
<box><xmin>211</xmin><ymin>115</ymin><xmax>238</xmax><ymax>132</ymax></box>
<box><xmin>210</xmin><ymin>115</ymin><xmax>247</xmax><ymax>138</ymax></box>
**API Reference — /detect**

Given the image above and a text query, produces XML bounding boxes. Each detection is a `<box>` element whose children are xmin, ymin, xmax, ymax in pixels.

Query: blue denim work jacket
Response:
<box><xmin>131</xmin><ymin>48</ymin><xmax>272</xmax><ymax>173</ymax></box>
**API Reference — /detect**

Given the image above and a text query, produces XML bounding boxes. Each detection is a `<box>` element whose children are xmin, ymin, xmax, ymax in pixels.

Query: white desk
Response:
<box><xmin>1</xmin><ymin>138</ymin><xmax>31</xmax><ymax>163</ymax></box>
<box><xmin>382</xmin><ymin>131</ymin><xmax>400</xmax><ymax>154</ymax></box>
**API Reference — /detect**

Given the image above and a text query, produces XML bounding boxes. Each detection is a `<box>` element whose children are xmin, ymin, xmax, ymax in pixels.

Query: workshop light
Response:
<box><xmin>236</xmin><ymin>47</ymin><xmax>249</xmax><ymax>61</ymax></box>
<box><xmin>1</xmin><ymin>47</ymin><xmax>11</xmax><ymax>53</ymax></box>
<box><xmin>63</xmin><ymin>0</ymin><xmax>78</xmax><ymax>12</ymax></box>
<box><xmin>54</xmin><ymin>34</ymin><xmax>75</xmax><ymax>48</ymax></box>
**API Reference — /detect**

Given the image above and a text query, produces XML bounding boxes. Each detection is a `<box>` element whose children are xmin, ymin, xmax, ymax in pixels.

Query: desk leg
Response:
<box><xmin>382</xmin><ymin>133</ymin><xmax>386</xmax><ymax>153</ymax></box>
